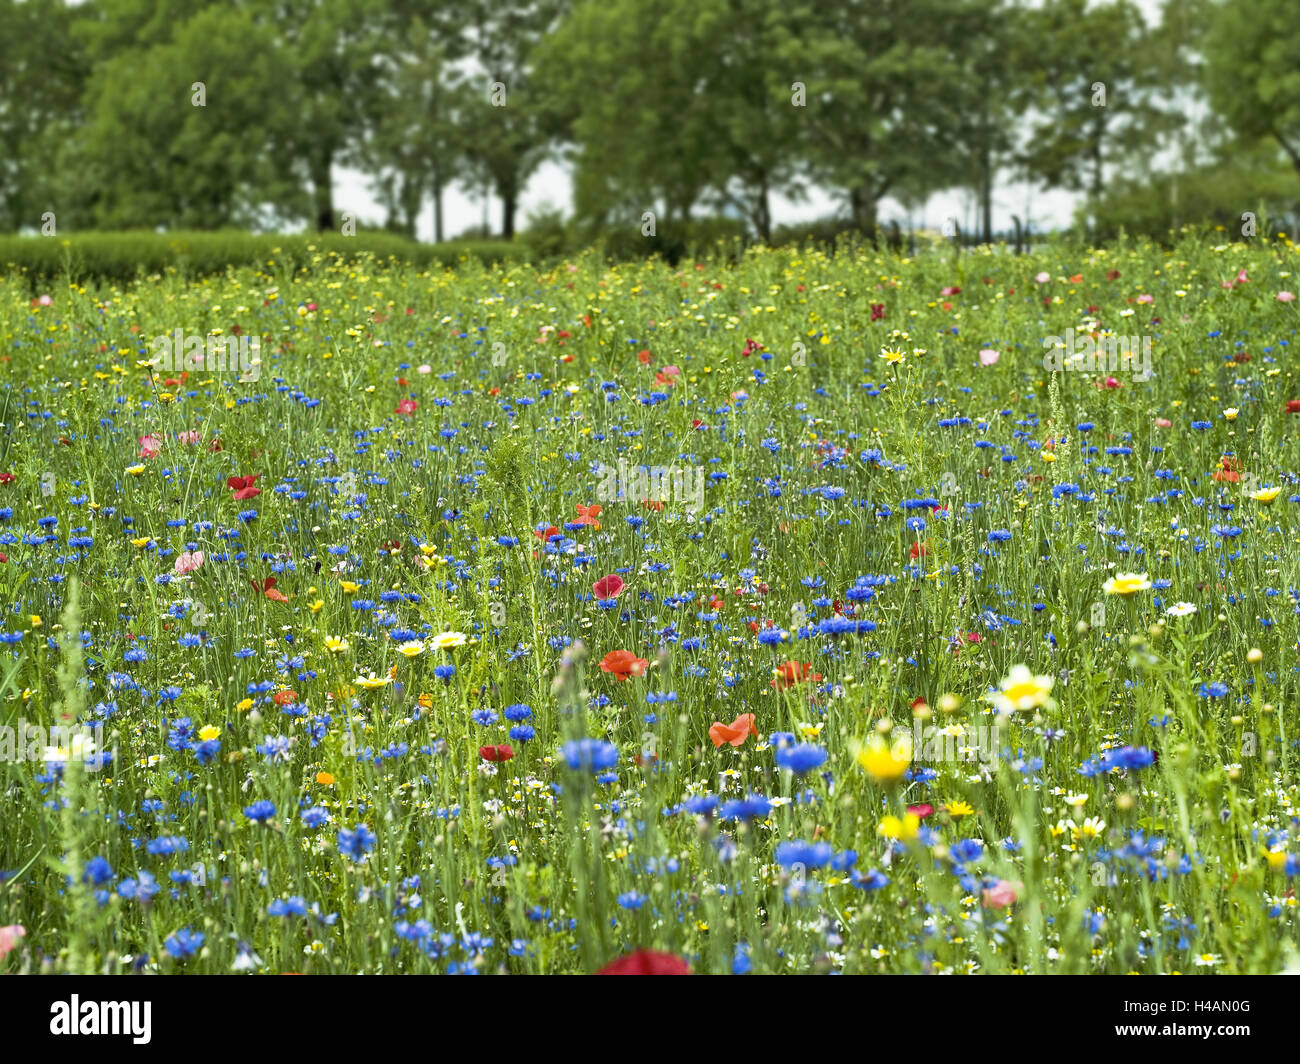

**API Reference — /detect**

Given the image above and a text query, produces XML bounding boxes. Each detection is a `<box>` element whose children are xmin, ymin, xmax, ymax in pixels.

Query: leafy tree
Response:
<box><xmin>0</xmin><ymin>0</ymin><xmax>90</xmax><ymax>232</ymax></box>
<box><xmin>1203</xmin><ymin>0</ymin><xmax>1300</xmax><ymax>181</ymax></box>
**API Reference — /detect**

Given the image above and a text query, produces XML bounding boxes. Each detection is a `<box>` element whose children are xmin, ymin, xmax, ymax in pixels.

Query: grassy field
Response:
<box><xmin>2</xmin><ymin>232</ymin><xmax>1300</xmax><ymax>974</ymax></box>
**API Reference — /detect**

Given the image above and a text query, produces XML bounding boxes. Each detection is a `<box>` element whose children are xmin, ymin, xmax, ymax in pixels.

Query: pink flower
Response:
<box><xmin>175</xmin><ymin>550</ymin><xmax>205</xmax><ymax>575</ymax></box>
<box><xmin>1136</xmin><ymin>293</ymin><xmax>1153</xmax><ymax>304</ymax></box>
<box><xmin>37</xmin><ymin>294</ymin><xmax>52</xmax><ymax>306</ymax></box>
<box><xmin>395</xmin><ymin>399</ymin><xmax>418</xmax><ymax>416</ymax></box>
<box><xmin>1155</xmin><ymin>418</ymin><xmax>1171</xmax><ymax>428</ymax></box>
<box><xmin>593</xmin><ymin>573</ymin><xmax>625</xmax><ymax>601</ymax></box>
<box><xmin>138</xmin><ymin>435</ymin><xmax>162</xmax><ymax>459</ymax></box>
<box><xmin>1278</xmin><ymin>291</ymin><xmax>1295</xmax><ymax>303</ymax></box>
<box><xmin>0</xmin><ymin>924</ymin><xmax>24</xmax><ymax>959</ymax></box>
<box><xmin>1034</xmin><ymin>272</ymin><xmax>1050</xmax><ymax>284</ymax></box>
<box><xmin>417</xmin><ymin>364</ymin><xmax>432</xmax><ymax>374</ymax></box>
<box><xmin>176</xmin><ymin>430</ymin><xmax>201</xmax><ymax>445</ymax></box>
<box><xmin>940</xmin><ymin>286</ymin><xmax>961</xmax><ymax>296</ymax></box>
<box><xmin>981</xmin><ymin>879</ymin><xmax>1022</xmax><ymax>909</ymax></box>
<box><xmin>978</xmin><ymin>349</ymin><xmax>999</xmax><ymax>366</ymax></box>
<box><xmin>1237</xmin><ymin>269</ymin><xmax>1250</xmax><ymax>285</ymax></box>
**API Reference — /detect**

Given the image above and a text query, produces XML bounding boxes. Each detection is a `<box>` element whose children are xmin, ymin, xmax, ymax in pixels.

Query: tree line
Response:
<box><xmin>1</xmin><ymin>0</ymin><xmax>1296</xmax><ymax>243</ymax></box>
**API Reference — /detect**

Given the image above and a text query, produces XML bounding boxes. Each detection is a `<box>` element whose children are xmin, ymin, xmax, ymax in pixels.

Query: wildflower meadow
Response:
<box><xmin>2</xmin><ymin>232</ymin><xmax>1300</xmax><ymax>979</ymax></box>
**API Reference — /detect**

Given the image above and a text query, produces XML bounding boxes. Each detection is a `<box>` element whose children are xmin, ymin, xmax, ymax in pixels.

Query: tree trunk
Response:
<box><xmin>850</xmin><ymin>187</ymin><xmax>877</xmax><ymax>237</ymax></box>
<box><xmin>981</xmin><ymin>140</ymin><xmax>993</xmax><ymax>243</ymax></box>
<box><xmin>501</xmin><ymin>191</ymin><xmax>516</xmax><ymax>239</ymax></box>
<box><xmin>752</xmin><ymin>174</ymin><xmax>771</xmax><ymax>243</ymax></box>
<box><xmin>400</xmin><ymin>172</ymin><xmax>421</xmax><ymax>238</ymax></box>
<box><xmin>313</xmin><ymin>155</ymin><xmax>334</xmax><ymax>233</ymax></box>
<box><xmin>432</xmin><ymin>179</ymin><xmax>444</xmax><ymax>243</ymax></box>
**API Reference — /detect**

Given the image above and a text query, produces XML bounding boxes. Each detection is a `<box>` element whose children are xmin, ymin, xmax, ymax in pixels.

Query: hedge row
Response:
<box><xmin>0</xmin><ymin>231</ymin><xmax>523</xmax><ymax>285</ymax></box>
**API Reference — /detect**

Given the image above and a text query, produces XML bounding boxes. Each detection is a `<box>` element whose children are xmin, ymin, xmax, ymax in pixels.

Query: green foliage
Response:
<box><xmin>0</xmin><ymin>231</ymin><xmax>523</xmax><ymax>284</ymax></box>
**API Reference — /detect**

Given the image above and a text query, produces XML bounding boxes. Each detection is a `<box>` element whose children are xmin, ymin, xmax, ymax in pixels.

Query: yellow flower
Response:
<box><xmin>198</xmin><ymin>725</ymin><xmax>220</xmax><ymax>742</ymax></box>
<box><xmin>309</xmin><ymin>599</ymin><xmax>325</xmax><ymax>614</ymax></box>
<box><xmin>418</xmin><ymin>692</ymin><xmax>433</xmax><ymax>708</ymax></box>
<box><xmin>397</xmin><ymin>640</ymin><xmax>425</xmax><ymax>658</ymax></box>
<box><xmin>29</xmin><ymin>615</ymin><xmax>41</xmax><ymax>628</ymax></box>
<box><xmin>316</xmin><ymin>771</ymin><xmax>335</xmax><ymax>786</ymax></box>
<box><xmin>130</xmin><ymin>537</ymin><xmax>152</xmax><ymax>548</ymax></box>
<box><xmin>1223</xmin><ymin>408</ymin><xmax>1238</xmax><ymax>420</ymax></box>
<box><xmin>1102</xmin><ymin>572</ymin><xmax>1151</xmax><ymax>596</ymax></box>
<box><xmin>987</xmin><ymin>664</ymin><xmax>1054</xmax><ymax>714</ymax></box>
<box><xmin>944</xmin><ymin>799</ymin><xmax>974</xmax><ymax>818</ymax></box>
<box><xmin>324</xmin><ymin>636</ymin><xmax>350</xmax><ymax>654</ymax></box>
<box><xmin>125</xmin><ymin>464</ymin><xmax>146</xmax><ymax>475</ymax></box>
<box><xmin>877</xmin><ymin>812</ymin><xmax>921</xmax><ymax>841</ymax></box>
<box><xmin>855</xmin><ymin>734</ymin><xmax>912</xmax><ymax>784</ymax></box>
<box><xmin>431</xmin><ymin>631</ymin><xmax>468</xmax><ymax>649</ymax></box>
<box><xmin>235</xmin><ymin>698</ymin><xmax>254</xmax><ymax>712</ymax></box>
<box><xmin>339</xmin><ymin>580</ymin><xmax>360</xmax><ymax>594</ymax></box>
<box><xmin>880</xmin><ymin>347</ymin><xmax>905</xmax><ymax>365</ymax></box>
<box><xmin>1071</xmin><ymin>816</ymin><xmax>1106</xmax><ymax>840</ymax></box>
<box><xmin>1251</xmin><ymin>486</ymin><xmax>1282</xmax><ymax>504</ymax></box>
<box><xmin>354</xmin><ymin>673</ymin><xmax>393</xmax><ymax>690</ymax></box>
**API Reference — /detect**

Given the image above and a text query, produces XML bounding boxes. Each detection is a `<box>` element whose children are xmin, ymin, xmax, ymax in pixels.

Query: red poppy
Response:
<box><xmin>597</xmin><ymin>949</ymin><xmax>691</xmax><ymax>975</ymax></box>
<box><xmin>1106</xmin><ymin>269</ymin><xmax>1121</xmax><ymax>281</ymax></box>
<box><xmin>592</xmin><ymin>574</ymin><xmax>624</xmax><ymax>601</ymax></box>
<box><xmin>637</xmin><ymin>349</ymin><xmax>653</xmax><ymax>364</ymax></box>
<box><xmin>272</xmin><ymin>690</ymin><xmax>298</xmax><ymax>707</ymax></box>
<box><xmin>0</xmin><ymin>553</ymin><xmax>7</xmax><ymax>563</ymax></box>
<box><xmin>741</xmin><ymin>338</ymin><xmax>763</xmax><ymax>357</ymax></box>
<box><xmin>227</xmin><ymin>474</ymin><xmax>261</xmax><ymax>500</ymax></box>
<box><xmin>600</xmin><ymin>649</ymin><xmax>649</xmax><ymax>682</ymax></box>
<box><xmin>0</xmin><ymin>473</ymin><xmax>14</xmax><ymax>485</ymax></box>
<box><xmin>870</xmin><ymin>303</ymin><xmax>886</xmax><ymax>321</ymax></box>
<box><xmin>395</xmin><ymin>399</ymin><xmax>418</xmax><ymax>416</ymax></box>
<box><xmin>709</xmin><ymin>713</ymin><xmax>757</xmax><ymax>748</ymax></box>
<box><xmin>574</xmin><ymin>503</ymin><xmax>602</xmax><ymax>529</ymax></box>
<box><xmin>252</xmin><ymin>575</ymin><xmax>289</xmax><ymax>602</ymax></box>
<box><xmin>907</xmin><ymin>803</ymin><xmax>935</xmax><ymax>819</ymax></box>
<box><xmin>909</xmin><ymin>540</ymin><xmax>930</xmax><ymax>559</ymax></box>
<box><xmin>770</xmin><ymin>661</ymin><xmax>822</xmax><ymax>690</ymax></box>
<box><xmin>1287</xmin><ymin>400</ymin><xmax>1300</xmax><ymax>414</ymax></box>
<box><xmin>641</xmin><ymin>498</ymin><xmax>665</xmax><ymax>512</ymax></box>
<box><xmin>480</xmin><ymin>744</ymin><xmax>514</xmax><ymax>762</ymax></box>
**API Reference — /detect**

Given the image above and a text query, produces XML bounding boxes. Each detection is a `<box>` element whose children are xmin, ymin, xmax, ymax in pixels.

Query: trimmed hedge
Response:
<box><xmin>0</xmin><ymin>230</ymin><xmax>523</xmax><ymax>285</ymax></box>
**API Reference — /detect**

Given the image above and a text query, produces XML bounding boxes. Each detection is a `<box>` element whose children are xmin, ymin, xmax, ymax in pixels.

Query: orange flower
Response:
<box><xmin>316</xmin><ymin>772</ymin><xmax>335</xmax><ymax>786</ymax></box>
<box><xmin>575</xmin><ymin>503</ymin><xmax>602</xmax><ymax>529</ymax></box>
<box><xmin>641</xmin><ymin>498</ymin><xmax>665</xmax><ymax>512</ymax></box>
<box><xmin>600</xmin><ymin>649</ymin><xmax>648</xmax><ymax>681</ymax></box>
<box><xmin>770</xmin><ymin>661</ymin><xmax>822</xmax><ymax>691</ymax></box>
<box><xmin>272</xmin><ymin>689</ymin><xmax>298</xmax><ymax>706</ymax></box>
<box><xmin>709</xmin><ymin>713</ymin><xmax>757</xmax><ymax>748</ymax></box>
